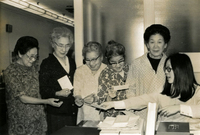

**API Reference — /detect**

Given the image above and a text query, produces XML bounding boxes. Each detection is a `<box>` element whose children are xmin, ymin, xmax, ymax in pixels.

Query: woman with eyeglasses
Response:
<box><xmin>39</xmin><ymin>27</ymin><xmax>77</xmax><ymax>134</ymax></box>
<box><xmin>4</xmin><ymin>36</ymin><xmax>63</xmax><ymax>135</ymax></box>
<box><xmin>97</xmin><ymin>40</ymin><xmax>129</xmax><ymax>118</ymax></box>
<box><xmin>101</xmin><ymin>53</ymin><xmax>200</xmax><ymax>125</ymax></box>
<box><xmin>73</xmin><ymin>41</ymin><xmax>107</xmax><ymax>124</ymax></box>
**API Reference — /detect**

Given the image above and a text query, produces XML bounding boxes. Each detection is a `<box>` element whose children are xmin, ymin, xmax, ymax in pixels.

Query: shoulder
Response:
<box><xmin>195</xmin><ymin>85</ymin><xmax>200</xmax><ymax>96</ymax></box>
<box><xmin>123</xmin><ymin>63</ymin><xmax>129</xmax><ymax>72</ymax></box>
<box><xmin>5</xmin><ymin>63</ymin><xmax>15</xmax><ymax>75</ymax></box>
<box><xmin>131</xmin><ymin>53</ymin><xmax>148</xmax><ymax>64</ymax></box>
<box><xmin>68</xmin><ymin>57</ymin><xmax>76</xmax><ymax>64</ymax></box>
<box><xmin>40</xmin><ymin>54</ymin><xmax>58</xmax><ymax>69</ymax></box>
<box><xmin>75</xmin><ymin>64</ymin><xmax>88</xmax><ymax>74</ymax></box>
<box><xmin>129</xmin><ymin>53</ymin><xmax>148</xmax><ymax>70</ymax></box>
<box><xmin>41</xmin><ymin>54</ymin><xmax>55</xmax><ymax>64</ymax></box>
<box><xmin>99</xmin><ymin>63</ymin><xmax>107</xmax><ymax>71</ymax></box>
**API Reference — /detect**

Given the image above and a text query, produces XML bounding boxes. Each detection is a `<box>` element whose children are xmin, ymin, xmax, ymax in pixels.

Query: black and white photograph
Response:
<box><xmin>0</xmin><ymin>0</ymin><xmax>200</xmax><ymax>135</ymax></box>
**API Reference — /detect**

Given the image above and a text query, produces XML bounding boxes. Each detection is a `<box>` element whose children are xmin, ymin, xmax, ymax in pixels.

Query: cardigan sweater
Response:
<box><xmin>39</xmin><ymin>54</ymin><xmax>77</xmax><ymax>116</ymax></box>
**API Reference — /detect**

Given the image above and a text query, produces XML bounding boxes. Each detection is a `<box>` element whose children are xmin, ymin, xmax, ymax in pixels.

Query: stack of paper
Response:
<box><xmin>112</xmin><ymin>115</ymin><xmax>130</xmax><ymax>127</ymax></box>
<box><xmin>98</xmin><ymin>115</ymin><xmax>144</xmax><ymax>135</ymax></box>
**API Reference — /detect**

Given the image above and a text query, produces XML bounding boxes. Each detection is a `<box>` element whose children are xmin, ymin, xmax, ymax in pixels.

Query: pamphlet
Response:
<box><xmin>57</xmin><ymin>75</ymin><xmax>73</xmax><ymax>90</ymax></box>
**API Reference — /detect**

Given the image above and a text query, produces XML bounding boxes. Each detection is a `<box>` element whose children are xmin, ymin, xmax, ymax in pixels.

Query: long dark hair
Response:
<box><xmin>161</xmin><ymin>53</ymin><xmax>199</xmax><ymax>102</ymax></box>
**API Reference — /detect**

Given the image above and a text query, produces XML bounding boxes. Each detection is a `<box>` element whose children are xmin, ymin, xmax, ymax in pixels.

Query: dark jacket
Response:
<box><xmin>39</xmin><ymin>54</ymin><xmax>77</xmax><ymax>116</ymax></box>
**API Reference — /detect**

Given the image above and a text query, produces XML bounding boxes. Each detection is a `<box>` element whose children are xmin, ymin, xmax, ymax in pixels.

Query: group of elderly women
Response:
<box><xmin>4</xmin><ymin>24</ymin><xmax>200</xmax><ymax>135</ymax></box>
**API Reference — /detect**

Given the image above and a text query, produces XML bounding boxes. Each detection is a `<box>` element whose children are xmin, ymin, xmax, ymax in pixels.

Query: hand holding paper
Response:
<box><xmin>75</xmin><ymin>95</ymin><xmax>84</xmax><ymax>107</ymax></box>
<box><xmin>84</xmin><ymin>93</ymin><xmax>96</xmax><ymax>104</ymax></box>
<box><xmin>55</xmin><ymin>88</ymin><xmax>71</xmax><ymax>97</ymax></box>
<box><xmin>57</xmin><ymin>75</ymin><xmax>73</xmax><ymax>90</ymax></box>
<box><xmin>98</xmin><ymin>101</ymin><xmax>114</xmax><ymax>110</ymax></box>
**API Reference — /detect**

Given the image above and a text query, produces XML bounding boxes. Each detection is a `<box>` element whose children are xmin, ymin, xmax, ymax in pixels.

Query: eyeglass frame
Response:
<box><xmin>25</xmin><ymin>53</ymin><xmax>38</xmax><ymax>61</ymax></box>
<box><xmin>53</xmin><ymin>41</ymin><xmax>72</xmax><ymax>49</ymax></box>
<box><xmin>109</xmin><ymin>59</ymin><xmax>125</xmax><ymax>66</ymax></box>
<box><xmin>84</xmin><ymin>55</ymin><xmax>101</xmax><ymax>63</ymax></box>
<box><xmin>164</xmin><ymin>66</ymin><xmax>173</xmax><ymax>72</ymax></box>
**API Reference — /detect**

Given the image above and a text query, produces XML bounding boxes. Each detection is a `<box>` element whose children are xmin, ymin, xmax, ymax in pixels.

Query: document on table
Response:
<box><xmin>57</xmin><ymin>75</ymin><xmax>73</xmax><ymax>90</ymax></box>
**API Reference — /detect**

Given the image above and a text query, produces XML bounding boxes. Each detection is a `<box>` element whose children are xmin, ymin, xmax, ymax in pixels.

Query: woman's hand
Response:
<box><xmin>108</xmin><ymin>87</ymin><xmax>117</xmax><ymax>98</ymax></box>
<box><xmin>100</xmin><ymin>101</ymin><xmax>115</xmax><ymax>110</ymax></box>
<box><xmin>56</xmin><ymin>88</ymin><xmax>71</xmax><ymax>97</ymax></box>
<box><xmin>84</xmin><ymin>94</ymin><xmax>95</xmax><ymax>104</ymax></box>
<box><xmin>159</xmin><ymin>105</ymin><xmax>180</xmax><ymax>117</ymax></box>
<box><xmin>75</xmin><ymin>96</ymin><xmax>84</xmax><ymax>107</ymax></box>
<box><xmin>47</xmin><ymin>98</ymin><xmax>63</xmax><ymax>107</ymax></box>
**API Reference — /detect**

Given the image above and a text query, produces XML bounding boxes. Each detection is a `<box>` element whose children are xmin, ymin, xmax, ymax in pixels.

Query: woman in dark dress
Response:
<box><xmin>39</xmin><ymin>27</ymin><xmax>78</xmax><ymax>134</ymax></box>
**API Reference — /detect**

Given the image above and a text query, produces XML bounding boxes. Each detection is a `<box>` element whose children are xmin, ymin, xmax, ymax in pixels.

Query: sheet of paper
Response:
<box><xmin>86</xmin><ymin>102</ymin><xmax>112</xmax><ymax>110</ymax></box>
<box><xmin>113</xmin><ymin>84</ymin><xmax>129</xmax><ymax>91</ymax></box>
<box><xmin>57</xmin><ymin>75</ymin><xmax>73</xmax><ymax>90</ymax></box>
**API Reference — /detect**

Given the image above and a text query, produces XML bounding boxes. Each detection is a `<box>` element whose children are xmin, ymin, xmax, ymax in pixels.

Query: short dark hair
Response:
<box><xmin>105</xmin><ymin>40</ymin><xmax>125</xmax><ymax>62</ymax></box>
<box><xmin>161</xmin><ymin>53</ymin><xmax>199</xmax><ymax>102</ymax></box>
<box><xmin>144</xmin><ymin>24</ymin><xmax>171</xmax><ymax>45</ymax></box>
<box><xmin>82</xmin><ymin>41</ymin><xmax>103</xmax><ymax>59</ymax></box>
<box><xmin>14</xmin><ymin>36</ymin><xmax>39</xmax><ymax>59</ymax></box>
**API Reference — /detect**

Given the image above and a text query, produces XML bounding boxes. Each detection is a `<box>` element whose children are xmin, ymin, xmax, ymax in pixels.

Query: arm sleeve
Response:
<box><xmin>126</xmin><ymin>63</ymin><xmax>136</xmax><ymax>98</ymax></box>
<box><xmin>97</xmin><ymin>70</ymin><xmax>109</xmax><ymax>104</ymax></box>
<box><xmin>4</xmin><ymin>69</ymin><xmax>25</xmax><ymax>98</ymax></box>
<box><xmin>73</xmin><ymin>69</ymin><xmax>83</xmax><ymax>97</ymax></box>
<box><xmin>180</xmin><ymin>87</ymin><xmax>200</xmax><ymax>118</ymax></box>
<box><xmin>116</xmin><ymin>93</ymin><xmax>159</xmax><ymax>110</ymax></box>
<box><xmin>39</xmin><ymin>60</ymin><xmax>56</xmax><ymax>99</ymax></box>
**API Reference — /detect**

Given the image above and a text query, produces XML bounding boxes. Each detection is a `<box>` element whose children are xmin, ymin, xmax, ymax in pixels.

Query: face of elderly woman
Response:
<box><xmin>52</xmin><ymin>37</ymin><xmax>71</xmax><ymax>58</ymax></box>
<box><xmin>19</xmin><ymin>48</ymin><xmax>38</xmax><ymax>67</ymax></box>
<box><xmin>147</xmin><ymin>33</ymin><xmax>167</xmax><ymax>59</ymax></box>
<box><xmin>85</xmin><ymin>51</ymin><xmax>102</xmax><ymax>71</ymax></box>
<box><xmin>109</xmin><ymin>55</ymin><xmax>125</xmax><ymax>73</ymax></box>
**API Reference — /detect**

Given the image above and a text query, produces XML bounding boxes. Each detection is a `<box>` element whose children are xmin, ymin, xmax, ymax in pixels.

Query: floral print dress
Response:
<box><xmin>4</xmin><ymin>62</ymin><xmax>47</xmax><ymax>135</ymax></box>
<box><xmin>97</xmin><ymin>63</ymin><xmax>129</xmax><ymax>118</ymax></box>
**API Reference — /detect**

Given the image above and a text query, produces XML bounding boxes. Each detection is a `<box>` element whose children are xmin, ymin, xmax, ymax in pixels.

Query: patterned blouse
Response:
<box><xmin>4</xmin><ymin>62</ymin><xmax>47</xmax><ymax>135</ymax></box>
<box><xmin>97</xmin><ymin>63</ymin><xmax>129</xmax><ymax>118</ymax></box>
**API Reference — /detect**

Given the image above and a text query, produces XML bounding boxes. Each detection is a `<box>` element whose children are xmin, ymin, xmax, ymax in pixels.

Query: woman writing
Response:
<box><xmin>102</xmin><ymin>53</ymin><xmax>200</xmax><ymax>124</ymax></box>
<box><xmin>4</xmin><ymin>36</ymin><xmax>62</xmax><ymax>135</ymax></box>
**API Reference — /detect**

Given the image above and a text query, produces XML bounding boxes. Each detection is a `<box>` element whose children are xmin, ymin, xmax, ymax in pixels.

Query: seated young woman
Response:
<box><xmin>101</xmin><ymin>53</ymin><xmax>200</xmax><ymax>124</ymax></box>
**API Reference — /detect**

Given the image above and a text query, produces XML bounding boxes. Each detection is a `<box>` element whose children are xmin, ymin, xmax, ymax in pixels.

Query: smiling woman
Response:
<box><xmin>97</xmin><ymin>40</ymin><xmax>130</xmax><ymax>118</ymax></box>
<box><xmin>126</xmin><ymin>24</ymin><xmax>171</xmax><ymax>120</ymax></box>
<box><xmin>73</xmin><ymin>41</ymin><xmax>107</xmax><ymax>124</ymax></box>
<box><xmin>39</xmin><ymin>27</ymin><xmax>78</xmax><ymax>134</ymax></box>
<box><xmin>4</xmin><ymin>36</ymin><xmax>63</xmax><ymax>135</ymax></box>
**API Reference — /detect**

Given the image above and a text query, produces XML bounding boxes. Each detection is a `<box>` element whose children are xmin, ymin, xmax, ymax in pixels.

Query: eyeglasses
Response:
<box><xmin>54</xmin><ymin>42</ymin><xmax>71</xmax><ymax>49</ymax></box>
<box><xmin>109</xmin><ymin>59</ymin><xmax>125</xmax><ymax>66</ymax></box>
<box><xmin>85</xmin><ymin>55</ymin><xmax>101</xmax><ymax>63</ymax></box>
<box><xmin>164</xmin><ymin>67</ymin><xmax>173</xmax><ymax>72</ymax></box>
<box><xmin>26</xmin><ymin>54</ymin><xmax>38</xmax><ymax>61</ymax></box>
